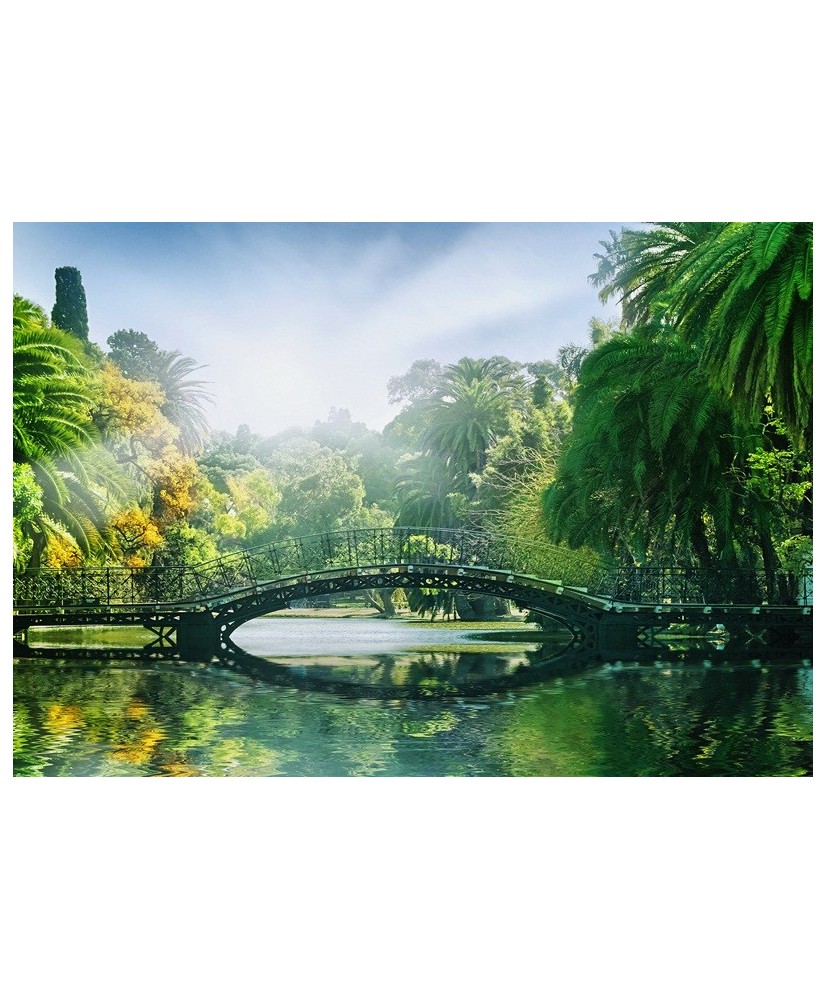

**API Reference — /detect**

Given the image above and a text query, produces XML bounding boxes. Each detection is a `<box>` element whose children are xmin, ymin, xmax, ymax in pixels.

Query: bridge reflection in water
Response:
<box><xmin>13</xmin><ymin>526</ymin><xmax>813</xmax><ymax>666</ymax></box>
<box><xmin>11</xmin><ymin>634</ymin><xmax>807</xmax><ymax>701</ymax></box>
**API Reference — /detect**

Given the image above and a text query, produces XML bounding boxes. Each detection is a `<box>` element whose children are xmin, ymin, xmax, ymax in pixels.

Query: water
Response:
<box><xmin>13</xmin><ymin>616</ymin><xmax>813</xmax><ymax>777</ymax></box>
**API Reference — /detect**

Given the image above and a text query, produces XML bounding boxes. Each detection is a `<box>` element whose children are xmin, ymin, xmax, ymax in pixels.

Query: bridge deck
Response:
<box><xmin>13</xmin><ymin>528</ymin><xmax>812</xmax><ymax>660</ymax></box>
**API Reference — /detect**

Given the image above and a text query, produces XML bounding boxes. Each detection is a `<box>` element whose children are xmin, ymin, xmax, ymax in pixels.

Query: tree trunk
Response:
<box><xmin>689</xmin><ymin>516</ymin><xmax>715</xmax><ymax>571</ymax></box>
<box><xmin>757</xmin><ymin>527</ymin><xmax>781</xmax><ymax>604</ymax></box>
<box><xmin>366</xmin><ymin>588</ymin><xmax>397</xmax><ymax>617</ymax></box>
<box><xmin>27</xmin><ymin>529</ymin><xmax>46</xmax><ymax>570</ymax></box>
<box><xmin>454</xmin><ymin>594</ymin><xmax>509</xmax><ymax>621</ymax></box>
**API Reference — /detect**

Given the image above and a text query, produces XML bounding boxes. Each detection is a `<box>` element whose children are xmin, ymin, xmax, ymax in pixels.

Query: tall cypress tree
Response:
<box><xmin>51</xmin><ymin>266</ymin><xmax>90</xmax><ymax>341</ymax></box>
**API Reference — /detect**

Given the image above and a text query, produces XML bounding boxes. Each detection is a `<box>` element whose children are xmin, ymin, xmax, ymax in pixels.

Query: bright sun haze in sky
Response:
<box><xmin>13</xmin><ymin>221</ymin><xmax>635</xmax><ymax>436</ymax></box>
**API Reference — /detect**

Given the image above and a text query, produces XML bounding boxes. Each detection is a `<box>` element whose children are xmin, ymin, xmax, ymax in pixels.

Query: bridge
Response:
<box><xmin>13</xmin><ymin>526</ymin><xmax>813</xmax><ymax>661</ymax></box>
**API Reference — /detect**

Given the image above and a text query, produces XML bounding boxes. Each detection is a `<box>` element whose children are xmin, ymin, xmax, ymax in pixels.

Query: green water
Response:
<box><xmin>13</xmin><ymin>618</ymin><xmax>813</xmax><ymax>777</ymax></box>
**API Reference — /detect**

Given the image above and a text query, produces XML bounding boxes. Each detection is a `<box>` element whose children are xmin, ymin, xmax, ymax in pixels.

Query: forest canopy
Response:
<box><xmin>13</xmin><ymin>224</ymin><xmax>813</xmax><ymax>617</ymax></box>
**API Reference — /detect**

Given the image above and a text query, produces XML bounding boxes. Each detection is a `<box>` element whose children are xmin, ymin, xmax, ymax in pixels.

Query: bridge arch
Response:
<box><xmin>209</xmin><ymin>563</ymin><xmax>609</xmax><ymax>655</ymax></box>
<box><xmin>13</xmin><ymin>526</ymin><xmax>812</xmax><ymax>663</ymax></box>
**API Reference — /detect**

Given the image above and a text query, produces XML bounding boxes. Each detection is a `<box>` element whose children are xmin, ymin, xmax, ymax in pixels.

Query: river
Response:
<box><xmin>13</xmin><ymin>615</ymin><xmax>813</xmax><ymax>776</ymax></box>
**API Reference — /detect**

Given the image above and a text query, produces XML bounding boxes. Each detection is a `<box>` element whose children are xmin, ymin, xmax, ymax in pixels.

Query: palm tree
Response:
<box><xmin>420</xmin><ymin>378</ymin><xmax>513</xmax><ymax>480</ymax></box>
<box><xmin>416</xmin><ymin>359</ymin><xmax>525</xmax><ymax>482</ymax></box>
<box><xmin>105</xmin><ymin>330</ymin><xmax>213</xmax><ymax>454</ymax></box>
<box><xmin>393</xmin><ymin>454</ymin><xmax>465</xmax><ymax>529</ymax></box>
<box><xmin>590</xmin><ymin>222</ymin><xmax>813</xmax><ymax>448</ymax></box>
<box><xmin>542</xmin><ymin>332</ymin><xmax>767</xmax><ymax>569</ymax></box>
<box><xmin>152</xmin><ymin>350</ymin><xmax>214</xmax><ymax>455</ymax></box>
<box><xmin>13</xmin><ymin>298</ymin><xmax>93</xmax><ymax>456</ymax></box>
<box><xmin>13</xmin><ymin>296</ymin><xmax>129</xmax><ymax>566</ymax></box>
<box><xmin>445</xmin><ymin>355</ymin><xmax>527</xmax><ymax>395</ymax></box>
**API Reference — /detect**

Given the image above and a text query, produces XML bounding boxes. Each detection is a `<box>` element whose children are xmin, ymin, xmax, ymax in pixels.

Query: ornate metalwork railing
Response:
<box><xmin>13</xmin><ymin>526</ymin><xmax>812</xmax><ymax>611</ymax></box>
<box><xmin>13</xmin><ymin>527</ymin><xmax>616</xmax><ymax>609</ymax></box>
<box><xmin>610</xmin><ymin>564</ymin><xmax>812</xmax><ymax>607</ymax></box>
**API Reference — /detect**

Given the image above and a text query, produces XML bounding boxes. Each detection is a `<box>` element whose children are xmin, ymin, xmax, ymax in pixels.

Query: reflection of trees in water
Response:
<box><xmin>619</xmin><ymin>664</ymin><xmax>813</xmax><ymax>776</ymax></box>
<box><xmin>14</xmin><ymin>663</ymin><xmax>283</xmax><ymax>776</ymax></box>
<box><xmin>489</xmin><ymin>661</ymin><xmax>812</xmax><ymax>777</ymax></box>
<box><xmin>218</xmin><ymin>636</ymin><xmax>577</xmax><ymax>697</ymax></box>
<box><xmin>13</xmin><ymin>655</ymin><xmax>812</xmax><ymax>777</ymax></box>
<box><xmin>368</xmin><ymin>649</ymin><xmax>528</xmax><ymax>687</ymax></box>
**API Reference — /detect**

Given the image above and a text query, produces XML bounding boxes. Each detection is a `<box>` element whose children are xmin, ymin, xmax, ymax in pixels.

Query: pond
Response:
<box><xmin>13</xmin><ymin>615</ymin><xmax>813</xmax><ymax>777</ymax></box>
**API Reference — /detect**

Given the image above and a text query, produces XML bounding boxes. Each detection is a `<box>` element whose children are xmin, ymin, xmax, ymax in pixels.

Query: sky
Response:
<box><xmin>13</xmin><ymin>221</ymin><xmax>637</xmax><ymax>437</ymax></box>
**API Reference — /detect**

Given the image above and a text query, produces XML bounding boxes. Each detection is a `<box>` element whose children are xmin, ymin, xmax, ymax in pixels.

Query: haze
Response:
<box><xmin>13</xmin><ymin>222</ymin><xmax>634</xmax><ymax>435</ymax></box>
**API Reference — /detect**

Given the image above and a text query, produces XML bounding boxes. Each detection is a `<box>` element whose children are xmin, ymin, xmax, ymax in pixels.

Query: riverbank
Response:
<box><xmin>264</xmin><ymin>607</ymin><xmax>534</xmax><ymax>627</ymax></box>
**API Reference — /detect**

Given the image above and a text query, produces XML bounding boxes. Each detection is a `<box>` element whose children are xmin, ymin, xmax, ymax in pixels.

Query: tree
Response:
<box><xmin>109</xmin><ymin>508</ymin><xmax>164</xmax><ymax>566</ymax></box>
<box><xmin>224</xmin><ymin>469</ymin><xmax>284</xmax><ymax>543</ymax></box>
<box><xmin>266</xmin><ymin>439</ymin><xmax>366</xmax><ymax>538</ymax></box>
<box><xmin>92</xmin><ymin>358</ymin><xmax>210</xmax><ymax>559</ymax></box>
<box><xmin>387</xmin><ymin>359</ymin><xmax>445</xmax><ymax>406</ymax></box>
<box><xmin>475</xmin><ymin>402</ymin><xmax>570</xmax><ymax>522</ymax></box>
<box><xmin>151</xmin><ymin>349</ymin><xmax>213</xmax><ymax>454</ymax></box>
<box><xmin>417</xmin><ymin>358</ymin><xmax>526</xmax><ymax>486</ymax></box>
<box><xmin>94</xmin><ymin>361</ymin><xmax>179</xmax><ymax>471</ymax></box>
<box><xmin>590</xmin><ymin>222</ymin><xmax>813</xmax><ymax>449</ymax></box>
<box><xmin>107</xmin><ymin>329</ymin><xmax>162</xmax><ymax>380</ymax></box>
<box><xmin>311</xmin><ymin>407</ymin><xmax>371</xmax><ymax>451</ymax></box>
<box><xmin>153</xmin><ymin>522</ymin><xmax>219</xmax><ymax>567</ymax></box>
<box><xmin>51</xmin><ymin>266</ymin><xmax>90</xmax><ymax>341</ymax></box>
<box><xmin>198</xmin><ymin>444</ymin><xmax>263</xmax><ymax>493</ymax></box>
<box><xmin>394</xmin><ymin>454</ymin><xmax>468</xmax><ymax>529</ymax></box>
<box><xmin>420</xmin><ymin>377</ymin><xmax>512</xmax><ymax>482</ymax></box>
<box><xmin>146</xmin><ymin>447</ymin><xmax>203</xmax><ymax>526</ymax></box>
<box><xmin>542</xmin><ymin>332</ymin><xmax>767</xmax><ymax>568</ymax></box>
<box><xmin>13</xmin><ymin>463</ymin><xmax>43</xmax><ymax>570</ymax></box>
<box><xmin>106</xmin><ymin>330</ymin><xmax>213</xmax><ymax>454</ymax></box>
<box><xmin>13</xmin><ymin>296</ymin><xmax>129</xmax><ymax>566</ymax></box>
<box><xmin>344</xmin><ymin>434</ymin><xmax>403</xmax><ymax>512</ymax></box>
<box><xmin>13</xmin><ymin>299</ymin><xmax>94</xmax><ymax>465</ymax></box>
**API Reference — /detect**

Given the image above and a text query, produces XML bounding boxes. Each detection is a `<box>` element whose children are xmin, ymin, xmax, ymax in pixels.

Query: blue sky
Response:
<box><xmin>14</xmin><ymin>221</ymin><xmax>637</xmax><ymax>435</ymax></box>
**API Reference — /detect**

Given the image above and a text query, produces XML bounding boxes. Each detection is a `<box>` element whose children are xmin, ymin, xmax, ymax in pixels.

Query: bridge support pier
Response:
<box><xmin>596</xmin><ymin>617</ymin><xmax>643</xmax><ymax>658</ymax></box>
<box><xmin>176</xmin><ymin>611</ymin><xmax>219</xmax><ymax>661</ymax></box>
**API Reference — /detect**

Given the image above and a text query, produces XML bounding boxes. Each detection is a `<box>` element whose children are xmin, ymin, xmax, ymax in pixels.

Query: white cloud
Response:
<box><xmin>14</xmin><ymin>222</ymin><xmax>629</xmax><ymax>434</ymax></box>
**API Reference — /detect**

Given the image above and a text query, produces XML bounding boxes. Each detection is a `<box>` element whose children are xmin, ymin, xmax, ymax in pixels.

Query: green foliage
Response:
<box><xmin>267</xmin><ymin>439</ymin><xmax>366</xmax><ymax>538</ymax></box>
<box><xmin>775</xmin><ymin>536</ymin><xmax>812</xmax><ymax>575</ymax></box>
<box><xmin>394</xmin><ymin>454</ymin><xmax>467</xmax><ymax>529</ymax></box>
<box><xmin>198</xmin><ymin>444</ymin><xmax>263</xmax><ymax>493</ymax></box>
<box><xmin>565</xmin><ymin>224</ymin><xmax>815</xmax><ymax>572</ymax></box>
<box><xmin>51</xmin><ymin>266</ymin><xmax>89</xmax><ymax>341</ymax></box>
<box><xmin>311</xmin><ymin>407</ymin><xmax>371</xmax><ymax>450</ymax></box>
<box><xmin>420</xmin><ymin>376</ymin><xmax>514</xmax><ymax>480</ymax></box>
<box><xmin>13</xmin><ymin>296</ymin><xmax>94</xmax><ymax>464</ymax></box>
<box><xmin>13</xmin><ymin>295</ymin><xmax>130</xmax><ymax>566</ymax></box>
<box><xmin>13</xmin><ymin>463</ymin><xmax>43</xmax><ymax>569</ymax></box>
<box><xmin>386</xmin><ymin>358</ymin><xmax>444</xmax><ymax>405</ymax></box>
<box><xmin>345</xmin><ymin>434</ymin><xmax>402</xmax><ymax>511</ymax></box>
<box><xmin>351</xmin><ymin>504</ymin><xmax>396</xmax><ymax>530</ymax></box>
<box><xmin>542</xmin><ymin>332</ymin><xmax>760</xmax><ymax>564</ymax></box>
<box><xmin>106</xmin><ymin>329</ymin><xmax>162</xmax><ymax>380</ymax></box>
<box><xmin>390</xmin><ymin>356</ymin><xmax>531</xmax><ymax>525</ymax></box>
<box><xmin>591</xmin><ymin>222</ymin><xmax>813</xmax><ymax>447</ymax></box>
<box><xmin>106</xmin><ymin>329</ymin><xmax>213</xmax><ymax>454</ymax></box>
<box><xmin>151</xmin><ymin>351</ymin><xmax>213</xmax><ymax>454</ymax></box>
<box><xmin>225</xmin><ymin>468</ymin><xmax>284</xmax><ymax>542</ymax></box>
<box><xmin>400</xmin><ymin>534</ymin><xmax>462</xmax><ymax>619</ymax></box>
<box><xmin>742</xmin><ymin>410</ymin><xmax>812</xmax><ymax>513</ymax></box>
<box><xmin>154</xmin><ymin>522</ymin><xmax>220</xmax><ymax>567</ymax></box>
<box><xmin>387</xmin><ymin>349</ymin><xmax>584</xmax><ymax>554</ymax></box>
<box><xmin>13</xmin><ymin>462</ymin><xmax>43</xmax><ymax>519</ymax></box>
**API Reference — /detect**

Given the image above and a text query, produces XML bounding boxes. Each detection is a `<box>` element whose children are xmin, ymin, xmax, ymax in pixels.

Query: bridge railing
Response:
<box><xmin>610</xmin><ymin>565</ymin><xmax>812</xmax><ymax>606</ymax></box>
<box><xmin>15</xmin><ymin>527</ymin><xmax>809</xmax><ymax>610</ymax></box>
<box><xmin>13</xmin><ymin>527</ymin><xmax>617</xmax><ymax>609</ymax></box>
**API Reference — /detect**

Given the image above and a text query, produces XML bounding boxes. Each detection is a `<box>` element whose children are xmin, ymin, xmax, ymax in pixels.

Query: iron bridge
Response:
<box><xmin>13</xmin><ymin>526</ymin><xmax>813</xmax><ymax>660</ymax></box>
